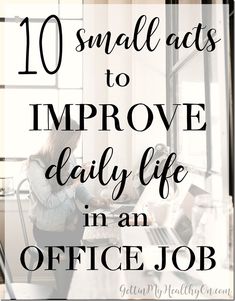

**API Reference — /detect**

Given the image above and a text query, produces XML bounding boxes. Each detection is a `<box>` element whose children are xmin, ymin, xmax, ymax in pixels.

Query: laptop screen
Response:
<box><xmin>174</xmin><ymin>212</ymin><xmax>193</xmax><ymax>244</ymax></box>
<box><xmin>174</xmin><ymin>184</ymin><xmax>209</xmax><ymax>244</ymax></box>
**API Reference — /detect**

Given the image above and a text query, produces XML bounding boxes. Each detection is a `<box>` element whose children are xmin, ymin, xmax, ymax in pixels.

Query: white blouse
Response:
<box><xmin>27</xmin><ymin>156</ymin><xmax>93</xmax><ymax>232</ymax></box>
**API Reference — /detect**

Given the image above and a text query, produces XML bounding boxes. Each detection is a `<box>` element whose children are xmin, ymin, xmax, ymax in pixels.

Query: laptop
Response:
<box><xmin>121</xmin><ymin>184</ymin><xmax>209</xmax><ymax>248</ymax></box>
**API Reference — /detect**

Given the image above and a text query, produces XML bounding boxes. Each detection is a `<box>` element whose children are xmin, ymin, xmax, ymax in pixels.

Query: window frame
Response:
<box><xmin>0</xmin><ymin>5</ymin><xmax>84</xmax><ymax>163</ymax></box>
<box><xmin>166</xmin><ymin>1</ymin><xmax>234</xmax><ymax>197</ymax></box>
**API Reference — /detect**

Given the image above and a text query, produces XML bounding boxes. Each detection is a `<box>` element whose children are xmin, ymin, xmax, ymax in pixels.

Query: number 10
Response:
<box><xmin>18</xmin><ymin>15</ymin><xmax>63</xmax><ymax>75</ymax></box>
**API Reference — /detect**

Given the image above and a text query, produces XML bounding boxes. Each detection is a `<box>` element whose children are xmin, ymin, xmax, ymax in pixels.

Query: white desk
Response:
<box><xmin>68</xmin><ymin>225</ymin><xmax>233</xmax><ymax>299</ymax></box>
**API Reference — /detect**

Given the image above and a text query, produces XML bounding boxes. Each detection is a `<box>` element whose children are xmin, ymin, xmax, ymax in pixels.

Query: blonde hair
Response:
<box><xmin>31</xmin><ymin>118</ymin><xmax>81</xmax><ymax>192</ymax></box>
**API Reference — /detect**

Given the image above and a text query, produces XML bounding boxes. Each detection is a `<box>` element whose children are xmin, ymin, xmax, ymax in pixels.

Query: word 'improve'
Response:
<box><xmin>30</xmin><ymin>103</ymin><xmax>206</xmax><ymax>132</ymax></box>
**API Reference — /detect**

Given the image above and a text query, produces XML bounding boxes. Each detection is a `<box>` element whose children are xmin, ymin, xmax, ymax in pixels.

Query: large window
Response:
<box><xmin>0</xmin><ymin>1</ymin><xmax>84</xmax><ymax>184</ymax></box>
<box><xmin>0</xmin><ymin>1</ymin><xmax>83</xmax><ymax>161</ymax></box>
<box><xmin>166</xmin><ymin>2</ymin><xmax>233</xmax><ymax>197</ymax></box>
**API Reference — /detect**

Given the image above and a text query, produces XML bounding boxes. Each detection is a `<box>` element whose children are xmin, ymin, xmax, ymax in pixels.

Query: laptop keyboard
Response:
<box><xmin>146</xmin><ymin>228</ymin><xmax>176</xmax><ymax>245</ymax></box>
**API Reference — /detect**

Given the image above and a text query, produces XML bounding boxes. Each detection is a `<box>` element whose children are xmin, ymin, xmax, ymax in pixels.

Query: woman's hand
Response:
<box><xmin>70</xmin><ymin>162</ymin><xmax>91</xmax><ymax>188</ymax></box>
<box><xmin>82</xmin><ymin>162</ymin><xmax>91</xmax><ymax>170</ymax></box>
<box><xmin>91</xmin><ymin>197</ymin><xmax>111</xmax><ymax>209</ymax></box>
<box><xmin>71</xmin><ymin>178</ymin><xmax>81</xmax><ymax>188</ymax></box>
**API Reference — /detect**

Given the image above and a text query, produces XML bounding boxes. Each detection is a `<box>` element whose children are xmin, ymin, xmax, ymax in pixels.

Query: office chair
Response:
<box><xmin>0</xmin><ymin>241</ymin><xmax>52</xmax><ymax>299</ymax></box>
<box><xmin>16</xmin><ymin>178</ymin><xmax>44</xmax><ymax>283</ymax></box>
<box><xmin>0</xmin><ymin>242</ymin><xmax>16</xmax><ymax>299</ymax></box>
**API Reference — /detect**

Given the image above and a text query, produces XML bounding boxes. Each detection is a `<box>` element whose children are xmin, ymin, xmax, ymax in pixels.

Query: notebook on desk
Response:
<box><xmin>82</xmin><ymin>178</ymin><xmax>154</xmax><ymax>244</ymax></box>
<box><xmin>82</xmin><ymin>201</ymin><xmax>143</xmax><ymax>245</ymax></box>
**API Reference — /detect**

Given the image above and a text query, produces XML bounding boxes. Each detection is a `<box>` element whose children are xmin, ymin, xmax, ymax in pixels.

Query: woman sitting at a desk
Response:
<box><xmin>27</xmin><ymin>118</ymin><xmax>107</xmax><ymax>299</ymax></box>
